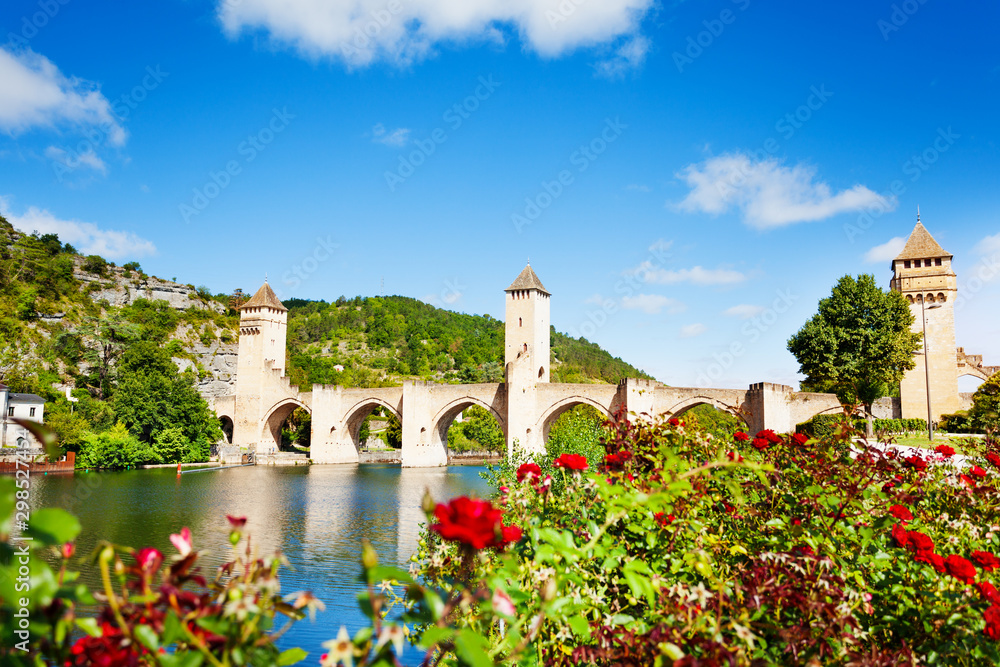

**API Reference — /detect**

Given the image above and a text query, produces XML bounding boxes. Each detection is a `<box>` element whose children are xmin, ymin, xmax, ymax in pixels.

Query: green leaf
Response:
<box><xmin>455</xmin><ymin>628</ymin><xmax>492</xmax><ymax>667</ymax></box>
<box><xmin>568</xmin><ymin>614</ymin><xmax>592</xmax><ymax>640</ymax></box>
<box><xmin>26</xmin><ymin>508</ymin><xmax>81</xmax><ymax>546</ymax></box>
<box><xmin>162</xmin><ymin>611</ymin><xmax>182</xmax><ymax>645</ymax></box>
<box><xmin>418</xmin><ymin>626</ymin><xmax>455</xmax><ymax>650</ymax></box>
<box><xmin>277</xmin><ymin>647</ymin><xmax>309</xmax><ymax>665</ymax></box>
<box><xmin>134</xmin><ymin>624</ymin><xmax>160</xmax><ymax>652</ymax></box>
<box><xmin>76</xmin><ymin>617</ymin><xmax>101</xmax><ymax>637</ymax></box>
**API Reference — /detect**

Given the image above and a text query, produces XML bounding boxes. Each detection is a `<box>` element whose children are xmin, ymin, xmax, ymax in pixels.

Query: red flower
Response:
<box><xmin>960</xmin><ymin>474</ymin><xmax>977</xmax><ymax>488</ymax></box>
<box><xmin>431</xmin><ymin>497</ymin><xmax>504</xmax><ymax>550</ymax></box>
<box><xmin>67</xmin><ymin>623</ymin><xmax>141</xmax><ymax>666</ymax></box>
<box><xmin>906</xmin><ymin>531</ymin><xmax>934</xmax><ymax>553</ymax></box>
<box><xmin>500</xmin><ymin>524</ymin><xmax>523</xmax><ymax>547</ymax></box>
<box><xmin>969</xmin><ymin>465</ymin><xmax>987</xmax><ymax>479</ymax></box>
<box><xmin>914</xmin><ymin>550</ymin><xmax>946</xmax><ymax>573</ymax></box>
<box><xmin>891</xmin><ymin>523</ymin><xmax>910</xmax><ymax>549</ymax></box>
<box><xmin>516</xmin><ymin>463</ymin><xmax>542</xmax><ymax>482</ymax></box>
<box><xmin>934</xmin><ymin>444</ymin><xmax>955</xmax><ymax>457</ymax></box>
<box><xmin>733</xmin><ymin>431</ymin><xmax>750</xmax><ymax>442</ymax></box>
<box><xmin>136</xmin><ymin>547</ymin><xmax>163</xmax><ymax>572</ymax></box>
<box><xmin>888</xmin><ymin>505</ymin><xmax>913</xmax><ymax>522</ymax></box>
<box><xmin>553</xmin><ymin>453</ymin><xmax>588</xmax><ymax>471</ymax></box>
<box><xmin>792</xmin><ymin>544</ymin><xmax>816</xmax><ymax>557</ymax></box>
<box><xmin>226</xmin><ymin>515</ymin><xmax>247</xmax><ymax>529</ymax></box>
<box><xmin>62</xmin><ymin>542</ymin><xmax>75</xmax><ymax>560</ymax></box>
<box><xmin>985</xmin><ymin>606</ymin><xmax>1000</xmax><ymax>640</ymax></box>
<box><xmin>987</xmin><ymin>453</ymin><xmax>1000</xmax><ymax>468</ymax></box>
<box><xmin>972</xmin><ymin>551</ymin><xmax>1000</xmax><ymax>572</ymax></box>
<box><xmin>668</xmin><ymin>418</ymin><xmax>680</xmax><ymax>426</ymax></box>
<box><xmin>904</xmin><ymin>455</ymin><xmax>928</xmax><ymax>472</ymax></box>
<box><xmin>791</xmin><ymin>432</ymin><xmax>809</xmax><ymax>447</ymax></box>
<box><xmin>944</xmin><ymin>555</ymin><xmax>978</xmax><ymax>584</ymax></box>
<box><xmin>726</xmin><ymin>451</ymin><xmax>744</xmax><ymax>462</ymax></box>
<box><xmin>756</xmin><ymin>429</ymin><xmax>781</xmax><ymax>444</ymax></box>
<box><xmin>654</xmin><ymin>512</ymin><xmax>675</xmax><ymax>528</ymax></box>
<box><xmin>977</xmin><ymin>582</ymin><xmax>1000</xmax><ymax>605</ymax></box>
<box><xmin>751</xmin><ymin>438</ymin><xmax>770</xmax><ymax>451</ymax></box>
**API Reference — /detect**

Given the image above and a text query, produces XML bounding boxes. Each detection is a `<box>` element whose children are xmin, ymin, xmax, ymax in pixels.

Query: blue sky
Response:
<box><xmin>2</xmin><ymin>0</ymin><xmax>998</xmax><ymax>390</ymax></box>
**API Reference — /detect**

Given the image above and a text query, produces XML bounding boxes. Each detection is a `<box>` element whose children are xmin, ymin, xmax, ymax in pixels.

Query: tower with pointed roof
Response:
<box><xmin>234</xmin><ymin>281</ymin><xmax>289</xmax><ymax>445</ymax></box>
<box><xmin>890</xmin><ymin>215</ymin><xmax>960</xmax><ymax>420</ymax></box>
<box><xmin>505</xmin><ymin>263</ymin><xmax>551</xmax><ymax>382</ymax></box>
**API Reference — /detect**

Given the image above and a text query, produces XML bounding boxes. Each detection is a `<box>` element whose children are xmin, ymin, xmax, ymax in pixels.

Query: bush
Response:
<box><xmin>81</xmin><ymin>254</ymin><xmax>109</xmax><ymax>276</ymax></box>
<box><xmin>153</xmin><ymin>426</ymin><xmax>187</xmax><ymax>463</ymax></box>
<box><xmin>77</xmin><ymin>423</ymin><xmax>160</xmax><ymax>469</ymax></box>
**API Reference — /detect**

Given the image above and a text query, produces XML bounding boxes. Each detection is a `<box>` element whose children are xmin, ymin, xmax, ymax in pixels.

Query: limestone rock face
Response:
<box><xmin>75</xmin><ymin>267</ymin><xmax>224</xmax><ymax>313</ymax></box>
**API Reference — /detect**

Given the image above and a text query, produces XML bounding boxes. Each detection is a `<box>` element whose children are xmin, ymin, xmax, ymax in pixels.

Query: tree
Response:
<box><xmin>787</xmin><ymin>274</ymin><xmax>921</xmax><ymax>434</ymax></box>
<box><xmin>77</xmin><ymin>422</ymin><xmax>160</xmax><ymax>470</ymax></box>
<box><xmin>77</xmin><ymin>314</ymin><xmax>140</xmax><ymax>399</ymax></box>
<box><xmin>969</xmin><ymin>372</ymin><xmax>1000</xmax><ymax>432</ymax></box>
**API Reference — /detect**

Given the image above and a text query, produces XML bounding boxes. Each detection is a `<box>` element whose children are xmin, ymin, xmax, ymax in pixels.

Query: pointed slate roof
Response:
<box><xmin>505</xmin><ymin>264</ymin><xmax>550</xmax><ymax>295</ymax></box>
<box><xmin>241</xmin><ymin>282</ymin><xmax>287</xmax><ymax>312</ymax></box>
<box><xmin>895</xmin><ymin>221</ymin><xmax>951</xmax><ymax>261</ymax></box>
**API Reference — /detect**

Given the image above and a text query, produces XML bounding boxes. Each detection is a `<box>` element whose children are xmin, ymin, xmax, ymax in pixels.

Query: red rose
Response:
<box><xmin>934</xmin><ymin>444</ymin><xmax>955</xmax><ymax>457</ymax></box>
<box><xmin>985</xmin><ymin>606</ymin><xmax>1000</xmax><ymax>640</ymax></box>
<box><xmin>944</xmin><ymin>555</ymin><xmax>978</xmax><ymax>584</ymax></box>
<box><xmin>972</xmin><ymin>551</ymin><xmax>1000</xmax><ymax>572</ymax></box>
<box><xmin>431</xmin><ymin>497</ymin><xmax>504</xmax><ymax>550</ymax></box>
<box><xmin>553</xmin><ymin>453</ymin><xmax>588</xmax><ymax>471</ymax></box>
<box><xmin>970</xmin><ymin>465</ymin><xmax>987</xmax><ymax>479</ymax></box>
<box><xmin>668</xmin><ymin>418</ymin><xmax>680</xmax><ymax>426</ymax></box>
<box><xmin>987</xmin><ymin>453</ymin><xmax>1000</xmax><ymax>468</ymax></box>
<box><xmin>733</xmin><ymin>431</ymin><xmax>750</xmax><ymax>442</ymax></box>
<box><xmin>977</xmin><ymin>582</ymin><xmax>1000</xmax><ymax>605</ymax></box>
<box><xmin>906</xmin><ymin>531</ymin><xmax>934</xmax><ymax>553</ymax></box>
<box><xmin>891</xmin><ymin>523</ymin><xmax>910</xmax><ymax>549</ymax></box>
<box><xmin>136</xmin><ymin>547</ymin><xmax>163</xmax><ymax>572</ymax></box>
<box><xmin>791</xmin><ymin>433</ymin><xmax>809</xmax><ymax>447</ymax></box>
<box><xmin>727</xmin><ymin>451</ymin><xmax>744</xmax><ymax>462</ymax></box>
<box><xmin>751</xmin><ymin>438</ymin><xmax>770</xmax><ymax>451</ymax></box>
<box><xmin>914</xmin><ymin>550</ymin><xmax>946</xmax><ymax>573</ymax></box>
<box><xmin>654</xmin><ymin>512</ymin><xmax>675</xmax><ymax>528</ymax></box>
<box><xmin>756</xmin><ymin>429</ymin><xmax>781</xmax><ymax>444</ymax></box>
<box><xmin>888</xmin><ymin>505</ymin><xmax>914</xmax><ymax>522</ymax></box>
<box><xmin>500</xmin><ymin>524</ymin><xmax>523</xmax><ymax>547</ymax></box>
<box><xmin>960</xmin><ymin>474</ymin><xmax>977</xmax><ymax>488</ymax></box>
<box><xmin>516</xmin><ymin>463</ymin><xmax>542</xmax><ymax>483</ymax></box>
<box><xmin>904</xmin><ymin>455</ymin><xmax>928</xmax><ymax>472</ymax></box>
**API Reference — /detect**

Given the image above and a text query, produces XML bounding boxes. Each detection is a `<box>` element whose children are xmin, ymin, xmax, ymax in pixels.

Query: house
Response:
<box><xmin>1</xmin><ymin>383</ymin><xmax>46</xmax><ymax>448</ymax></box>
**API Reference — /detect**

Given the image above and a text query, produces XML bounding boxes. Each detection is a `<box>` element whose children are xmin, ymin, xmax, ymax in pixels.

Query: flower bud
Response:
<box><xmin>362</xmin><ymin>539</ymin><xmax>378</xmax><ymax>570</ymax></box>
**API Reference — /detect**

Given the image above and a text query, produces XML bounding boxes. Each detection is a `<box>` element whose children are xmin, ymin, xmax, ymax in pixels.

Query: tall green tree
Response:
<box><xmin>969</xmin><ymin>371</ymin><xmax>1000</xmax><ymax>432</ymax></box>
<box><xmin>787</xmin><ymin>274</ymin><xmax>921</xmax><ymax>434</ymax></box>
<box><xmin>77</xmin><ymin>314</ymin><xmax>140</xmax><ymax>399</ymax></box>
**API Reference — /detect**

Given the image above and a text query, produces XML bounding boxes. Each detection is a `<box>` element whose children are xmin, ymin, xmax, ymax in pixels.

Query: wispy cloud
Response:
<box><xmin>217</xmin><ymin>0</ymin><xmax>655</xmax><ymax>69</ymax></box>
<box><xmin>679</xmin><ymin>322</ymin><xmax>706</xmax><ymax>338</ymax></box>
<box><xmin>0</xmin><ymin>47</ymin><xmax>125</xmax><ymax>145</ymax></box>
<box><xmin>723</xmin><ymin>304</ymin><xmax>764</xmax><ymax>319</ymax></box>
<box><xmin>621</xmin><ymin>294</ymin><xmax>685</xmax><ymax>314</ymax></box>
<box><xmin>1</xmin><ymin>197</ymin><xmax>155</xmax><ymax>260</ymax></box>
<box><xmin>371</xmin><ymin>123</ymin><xmax>410</xmax><ymax>147</ymax></box>
<box><xmin>675</xmin><ymin>152</ymin><xmax>891</xmax><ymax>229</ymax></box>
<box><xmin>864</xmin><ymin>236</ymin><xmax>906</xmax><ymax>263</ymax></box>
<box><xmin>976</xmin><ymin>232</ymin><xmax>1000</xmax><ymax>256</ymax></box>
<box><xmin>627</xmin><ymin>260</ymin><xmax>746</xmax><ymax>286</ymax></box>
<box><xmin>594</xmin><ymin>35</ymin><xmax>649</xmax><ymax>79</ymax></box>
<box><xmin>45</xmin><ymin>145</ymin><xmax>107</xmax><ymax>173</ymax></box>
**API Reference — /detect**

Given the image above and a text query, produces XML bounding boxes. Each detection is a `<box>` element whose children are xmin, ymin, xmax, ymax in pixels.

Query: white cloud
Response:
<box><xmin>976</xmin><ymin>233</ymin><xmax>1000</xmax><ymax>256</ymax></box>
<box><xmin>723</xmin><ymin>304</ymin><xmax>764</xmax><ymax>319</ymax></box>
<box><xmin>371</xmin><ymin>123</ymin><xmax>410</xmax><ymax>147</ymax></box>
<box><xmin>675</xmin><ymin>152</ymin><xmax>892</xmax><ymax>229</ymax></box>
<box><xmin>0</xmin><ymin>47</ymin><xmax>125</xmax><ymax>145</ymax></box>
<box><xmin>621</xmin><ymin>294</ymin><xmax>685</xmax><ymax>314</ymax></box>
<box><xmin>628</xmin><ymin>260</ymin><xmax>746</xmax><ymax>286</ymax></box>
<box><xmin>594</xmin><ymin>35</ymin><xmax>649</xmax><ymax>79</ymax></box>
<box><xmin>44</xmin><ymin>145</ymin><xmax>107</xmax><ymax>174</ymax></box>
<box><xmin>0</xmin><ymin>198</ymin><xmax>155</xmax><ymax>260</ymax></box>
<box><xmin>864</xmin><ymin>236</ymin><xmax>906</xmax><ymax>263</ymax></box>
<box><xmin>217</xmin><ymin>0</ymin><xmax>655</xmax><ymax>68</ymax></box>
<box><xmin>679</xmin><ymin>322</ymin><xmax>706</xmax><ymax>338</ymax></box>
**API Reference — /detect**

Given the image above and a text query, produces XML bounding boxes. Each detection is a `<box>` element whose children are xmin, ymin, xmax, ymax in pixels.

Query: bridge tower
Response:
<box><xmin>505</xmin><ymin>263</ymin><xmax>551</xmax><ymax>382</ymax></box>
<box><xmin>890</xmin><ymin>215</ymin><xmax>960</xmax><ymax>420</ymax></box>
<box><xmin>233</xmin><ymin>281</ymin><xmax>288</xmax><ymax>448</ymax></box>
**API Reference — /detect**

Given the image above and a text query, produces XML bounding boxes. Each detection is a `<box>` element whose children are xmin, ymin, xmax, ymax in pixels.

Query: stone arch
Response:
<box><xmin>219</xmin><ymin>416</ymin><xmax>234</xmax><ymax>444</ymax></box>
<box><xmin>663</xmin><ymin>396</ymin><xmax>748</xmax><ymax>425</ymax></box>
<box><xmin>343</xmin><ymin>398</ymin><xmax>402</xmax><ymax>453</ymax></box>
<box><xmin>429</xmin><ymin>397</ymin><xmax>506</xmax><ymax>456</ymax></box>
<box><xmin>536</xmin><ymin>396</ymin><xmax>614</xmax><ymax>443</ymax></box>
<box><xmin>260</xmin><ymin>398</ymin><xmax>310</xmax><ymax>454</ymax></box>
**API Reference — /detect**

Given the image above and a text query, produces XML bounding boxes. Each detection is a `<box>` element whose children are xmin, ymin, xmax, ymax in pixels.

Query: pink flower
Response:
<box><xmin>170</xmin><ymin>527</ymin><xmax>193</xmax><ymax>556</ymax></box>
<box><xmin>136</xmin><ymin>547</ymin><xmax>163</xmax><ymax>571</ymax></box>
<box><xmin>226</xmin><ymin>515</ymin><xmax>247</xmax><ymax>530</ymax></box>
<box><xmin>62</xmin><ymin>542</ymin><xmax>75</xmax><ymax>560</ymax></box>
<box><xmin>492</xmin><ymin>588</ymin><xmax>516</xmax><ymax>617</ymax></box>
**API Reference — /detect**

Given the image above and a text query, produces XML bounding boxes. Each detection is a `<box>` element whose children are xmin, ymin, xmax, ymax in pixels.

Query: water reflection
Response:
<box><xmin>30</xmin><ymin>464</ymin><xmax>491</xmax><ymax>656</ymax></box>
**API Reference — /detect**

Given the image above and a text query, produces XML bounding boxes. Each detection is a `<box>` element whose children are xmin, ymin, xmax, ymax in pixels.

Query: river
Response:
<box><xmin>30</xmin><ymin>464</ymin><xmax>492</xmax><ymax>657</ymax></box>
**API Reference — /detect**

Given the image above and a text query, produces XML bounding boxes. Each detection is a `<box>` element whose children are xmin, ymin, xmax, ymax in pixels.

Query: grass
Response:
<box><xmin>883</xmin><ymin>433</ymin><xmax>982</xmax><ymax>453</ymax></box>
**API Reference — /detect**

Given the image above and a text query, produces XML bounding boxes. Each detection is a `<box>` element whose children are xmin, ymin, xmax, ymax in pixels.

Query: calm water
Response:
<box><xmin>30</xmin><ymin>464</ymin><xmax>492</xmax><ymax>656</ymax></box>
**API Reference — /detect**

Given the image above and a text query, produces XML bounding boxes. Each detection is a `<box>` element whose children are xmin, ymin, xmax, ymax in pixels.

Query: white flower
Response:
<box><xmin>374</xmin><ymin>624</ymin><xmax>406</xmax><ymax>656</ymax></box>
<box><xmin>321</xmin><ymin>626</ymin><xmax>354</xmax><ymax>667</ymax></box>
